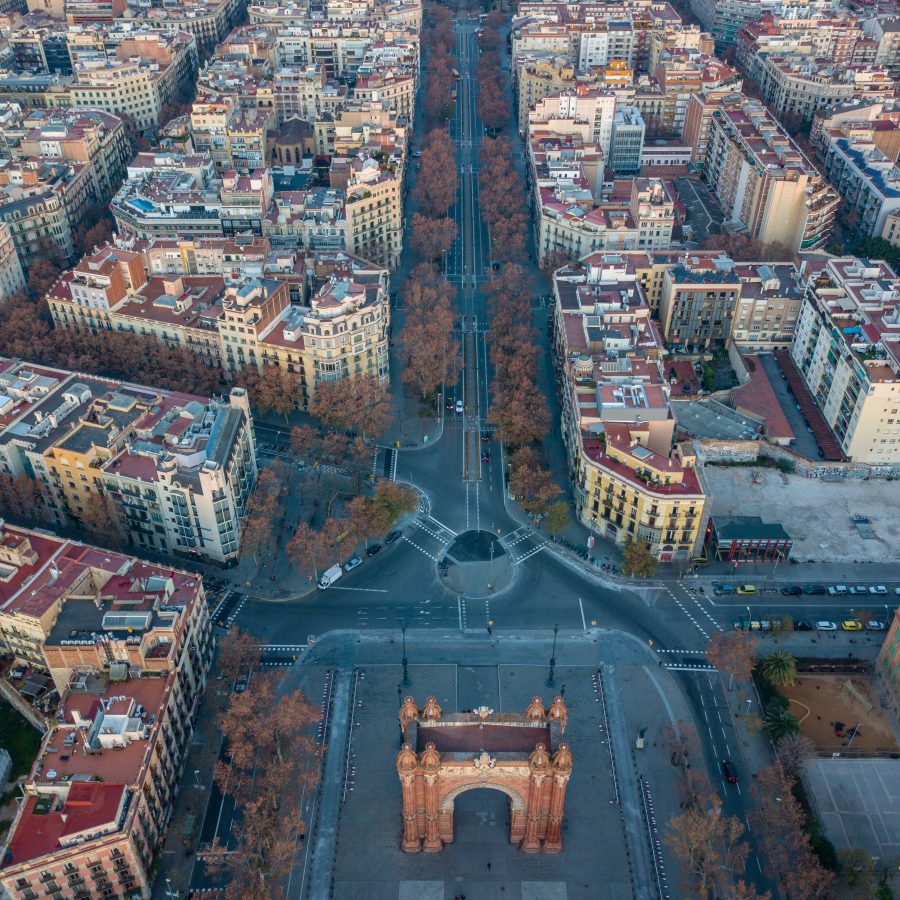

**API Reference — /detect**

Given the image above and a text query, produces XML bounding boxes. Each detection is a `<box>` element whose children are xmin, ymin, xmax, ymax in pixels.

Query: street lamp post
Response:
<box><xmin>546</xmin><ymin>624</ymin><xmax>559</xmax><ymax>688</ymax></box>
<box><xmin>401</xmin><ymin>625</ymin><xmax>410</xmax><ymax>687</ymax></box>
<box><xmin>588</xmin><ymin>515</ymin><xmax>596</xmax><ymax>562</ymax></box>
<box><xmin>397</xmin><ymin>683</ymin><xmax>404</xmax><ymax>745</ymax></box>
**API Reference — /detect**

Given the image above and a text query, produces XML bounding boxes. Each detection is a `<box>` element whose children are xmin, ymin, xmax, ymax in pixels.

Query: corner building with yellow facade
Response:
<box><xmin>553</xmin><ymin>252</ymin><xmax>707</xmax><ymax>561</ymax></box>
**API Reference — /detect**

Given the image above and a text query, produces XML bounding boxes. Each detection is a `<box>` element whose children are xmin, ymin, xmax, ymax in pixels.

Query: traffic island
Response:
<box><xmin>439</xmin><ymin>530</ymin><xmax>513</xmax><ymax>598</ymax></box>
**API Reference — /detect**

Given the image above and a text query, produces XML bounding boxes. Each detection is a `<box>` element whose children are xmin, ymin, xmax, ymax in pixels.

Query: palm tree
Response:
<box><xmin>759</xmin><ymin>650</ymin><xmax>797</xmax><ymax>686</ymax></box>
<box><xmin>764</xmin><ymin>706</ymin><xmax>801</xmax><ymax>741</ymax></box>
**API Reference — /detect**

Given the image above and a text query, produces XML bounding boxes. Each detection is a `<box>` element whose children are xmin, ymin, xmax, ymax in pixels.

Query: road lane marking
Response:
<box><xmin>328</xmin><ymin>586</ymin><xmax>389</xmax><ymax>593</ymax></box>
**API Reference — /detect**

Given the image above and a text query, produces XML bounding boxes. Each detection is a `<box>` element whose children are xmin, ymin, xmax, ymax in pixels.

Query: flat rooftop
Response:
<box><xmin>671</xmin><ymin>398</ymin><xmax>762</xmax><ymax>441</ymax></box>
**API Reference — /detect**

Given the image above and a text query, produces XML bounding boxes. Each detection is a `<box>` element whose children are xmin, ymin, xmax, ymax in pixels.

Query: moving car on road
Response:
<box><xmin>455</xmin><ymin>399</ymin><xmax>464</xmax><ymax>413</ymax></box>
<box><xmin>721</xmin><ymin>760</ymin><xmax>738</xmax><ymax>783</ymax></box>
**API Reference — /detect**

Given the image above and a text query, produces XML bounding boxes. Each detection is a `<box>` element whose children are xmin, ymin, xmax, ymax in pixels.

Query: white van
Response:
<box><xmin>318</xmin><ymin>565</ymin><xmax>343</xmax><ymax>589</ymax></box>
<box><xmin>827</xmin><ymin>585</ymin><xmax>848</xmax><ymax>596</ymax></box>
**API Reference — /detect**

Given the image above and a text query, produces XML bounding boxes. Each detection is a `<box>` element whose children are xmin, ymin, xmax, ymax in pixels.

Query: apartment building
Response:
<box><xmin>272</xmin><ymin>64</ymin><xmax>330</xmax><ymax>125</ymax></box>
<box><xmin>0</xmin><ymin>157</ymin><xmax>97</xmax><ymax>267</ymax></box>
<box><xmin>190</xmin><ymin>97</ymin><xmax>275</xmax><ymax>173</ymax></box>
<box><xmin>137</xmin><ymin>0</ymin><xmax>234</xmax><ymax>56</ymax></box>
<box><xmin>658</xmin><ymin>253</ymin><xmax>742</xmax><ymax>348</ymax></box>
<box><xmin>820</xmin><ymin>126</ymin><xmax>900</xmax><ymax>240</ymax></box>
<box><xmin>343</xmin><ymin>157</ymin><xmax>402</xmax><ymax>269</ymax></box>
<box><xmin>862</xmin><ymin>16</ymin><xmax>900</xmax><ymax>77</ymax></box>
<box><xmin>48</xmin><ymin>248</ymin><xmax>390</xmax><ymax>402</ymax></box>
<box><xmin>110</xmin><ymin>159</ymin><xmax>224</xmax><ymax>239</ymax></box>
<box><xmin>609</xmin><ymin>106</ymin><xmax>645</xmax><ymax>175</ymax></box>
<box><xmin>517</xmin><ymin>59</ymin><xmax>577</xmax><ymax>131</ymax></box>
<box><xmin>690</xmin><ymin>0</ymin><xmax>778</xmax><ymax>48</ymax></box>
<box><xmin>529</xmin><ymin>87</ymin><xmax>619</xmax><ymax>159</ymax></box>
<box><xmin>681</xmin><ymin>83</ymin><xmax>744</xmax><ymax>170</ymax></box>
<box><xmin>16</xmin><ymin>108</ymin><xmax>131</xmax><ymax>201</ymax></box>
<box><xmin>756</xmin><ymin>56</ymin><xmax>892</xmax><ymax>122</ymax></box>
<box><xmin>0</xmin><ymin>222</ymin><xmax>26</xmax><ymax>299</ymax></box>
<box><xmin>68</xmin><ymin>28</ymin><xmax>198</xmax><ymax>131</ymax></box>
<box><xmin>653</xmin><ymin>51</ymin><xmax>703</xmax><ymax>138</ymax></box>
<box><xmin>0</xmin><ymin>524</ymin><xmax>212</xmax><ymax>900</ymax></box>
<box><xmin>552</xmin><ymin>252</ymin><xmax>707</xmax><ymax>560</ymax></box>
<box><xmin>737</xmin><ymin>14</ymin><xmax>878</xmax><ymax>76</ymax></box>
<box><xmin>8</xmin><ymin>18</ymin><xmax>73</xmax><ymax>74</ymax></box>
<box><xmin>729</xmin><ymin>261</ymin><xmax>804</xmax><ymax>351</ymax></box>
<box><xmin>789</xmin><ymin>256</ymin><xmax>900</xmax><ymax>463</ymax></box>
<box><xmin>0</xmin><ymin>356</ymin><xmax>258</xmax><ymax>561</ymax></box>
<box><xmin>704</xmin><ymin>94</ymin><xmax>838</xmax><ymax>252</ymax></box>
<box><xmin>533</xmin><ymin>152</ymin><xmax>676</xmax><ymax>265</ymax></box>
<box><xmin>353</xmin><ymin>66</ymin><xmax>416</xmax><ymax>121</ymax></box>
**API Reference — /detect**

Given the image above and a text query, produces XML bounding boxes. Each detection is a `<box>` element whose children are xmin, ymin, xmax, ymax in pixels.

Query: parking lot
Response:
<box><xmin>704</xmin><ymin>466</ymin><xmax>900</xmax><ymax>563</ymax></box>
<box><xmin>674</xmin><ymin>176</ymin><xmax>725</xmax><ymax>243</ymax></box>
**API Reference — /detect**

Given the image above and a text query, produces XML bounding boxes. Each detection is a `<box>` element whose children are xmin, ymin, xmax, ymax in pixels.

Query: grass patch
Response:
<box><xmin>0</xmin><ymin>700</ymin><xmax>42</xmax><ymax>781</ymax></box>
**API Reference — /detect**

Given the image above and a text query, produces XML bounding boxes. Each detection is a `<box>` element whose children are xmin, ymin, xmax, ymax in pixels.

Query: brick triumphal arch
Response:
<box><xmin>396</xmin><ymin>695</ymin><xmax>573</xmax><ymax>853</ymax></box>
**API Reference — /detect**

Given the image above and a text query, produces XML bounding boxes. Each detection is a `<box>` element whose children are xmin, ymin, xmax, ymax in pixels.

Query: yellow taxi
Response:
<box><xmin>840</xmin><ymin>620</ymin><xmax>863</xmax><ymax>631</ymax></box>
<box><xmin>736</xmin><ymin>584</ymin><xmax>756</xmax><ymax>595</ymax></box>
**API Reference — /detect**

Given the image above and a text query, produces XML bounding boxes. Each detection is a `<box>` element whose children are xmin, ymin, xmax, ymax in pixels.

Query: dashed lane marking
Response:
<box><xmin>662</xmin><ymin>586</ymin><xmax>710</xmax><ymax>640</ymax></box>
<box><xmin>403</xmin><ymin>535</ymin><xmax>441</xmax><ymax>561</ymax></box>
<box><xmin>515</xmin><ymin>542</ymin><xmax>548</xmax><ymax>563</ymax></box>
<box><xmin>663</xmin><ymin>663</ymin><xmax>718</xmax><ymax>672</ymax></box>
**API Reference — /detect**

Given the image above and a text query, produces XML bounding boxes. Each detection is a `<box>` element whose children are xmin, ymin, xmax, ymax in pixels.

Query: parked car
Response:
<box><xmin>841</xmin><ymin>620</ymin><xmax>863</xmax><ymax>631</ymax></box>
<box><xmin>721</xmin><ymin>759</ymin><xmax>738</xmax><ymax>783</ymax></box>
<box><xmin>849</xmin><ymin>585</ymin><xmax>869</xmax><ymax>595</ymax></box>
<box><xmin>385</xmin><ymin>529</ymin><xmax>403</xmax><ymax>545</ymax></box>
<box><xmin>344</xmin><ymin>555</ymin><xmax>363</xmax><ymax>572</ymax></box>
<box><xmin>713</xmin><ymin>583</ymin><xmax>736</xmax><ymax>595</ymax></box>
<box><xmin>866</xmin><ymin>620</ymin><xmax>885</xmax><ymax>631</ymax></box>
<box><xmin>869</xmin><ymin>585</ymin><xmax>888</xmax><ymax>595</ymax></box>
<box><xmin>803</xmin><ymin>584</ymin><xmax>827</xmax><ymax>595</ymax></box>
<box><xmin>780</xmin><ymin>585</ymin><xmax>802</xmax><ymax>596</ymax></box>
<box><xmin>827</xmin><ymin>585</ymin><xmax>848</xmax><ymax>596</ymax></box>
<box><xmin>795</xmin><ymin>621</ymin><xmax>813</xmax><ymax>632</ymax></box>
<box><xmin>816</xmin><ymin>621</ymin><xmax>838</xmax><ymax>631</ymax></box>
<box><xmin>366</xmin><ymin>543</ymin><xmax>383</xmax><ymax>557</ymax></box>
<box><xmin>736</xmin><ymin>584</ymin><xmax>756</xmax><ymax>595</ymax></box>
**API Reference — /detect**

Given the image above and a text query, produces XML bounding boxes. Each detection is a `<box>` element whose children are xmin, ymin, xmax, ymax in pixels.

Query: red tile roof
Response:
<box><xmin>5</xmin><ymin>783</ymin><xmax>126</xmax><ymax>866</ymax></box>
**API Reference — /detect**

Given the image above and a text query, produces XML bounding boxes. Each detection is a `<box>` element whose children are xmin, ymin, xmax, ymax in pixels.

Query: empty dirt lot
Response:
<box><xmin>703</xmin><ymin>466</ymin><xmax>900</xmax><ymax>563</ymax></box>
<box><xmin>779</xmin><ymin>675</ymin><xmax>899</xmax><ymax>752</ymax></box>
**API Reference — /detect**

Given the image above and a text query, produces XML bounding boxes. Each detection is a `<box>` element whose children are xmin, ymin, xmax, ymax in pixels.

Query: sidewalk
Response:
<box><xmin>151</xmin><ymin>674</ymin><xmax>229</xmax><ymax>899</ymax></box>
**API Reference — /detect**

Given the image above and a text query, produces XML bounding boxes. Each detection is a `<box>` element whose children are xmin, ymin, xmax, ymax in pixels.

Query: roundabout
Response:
<box><xmin>439</xmin><ymin>529</ymin><xmax>513</xmax><ymax>598</ymax></box>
